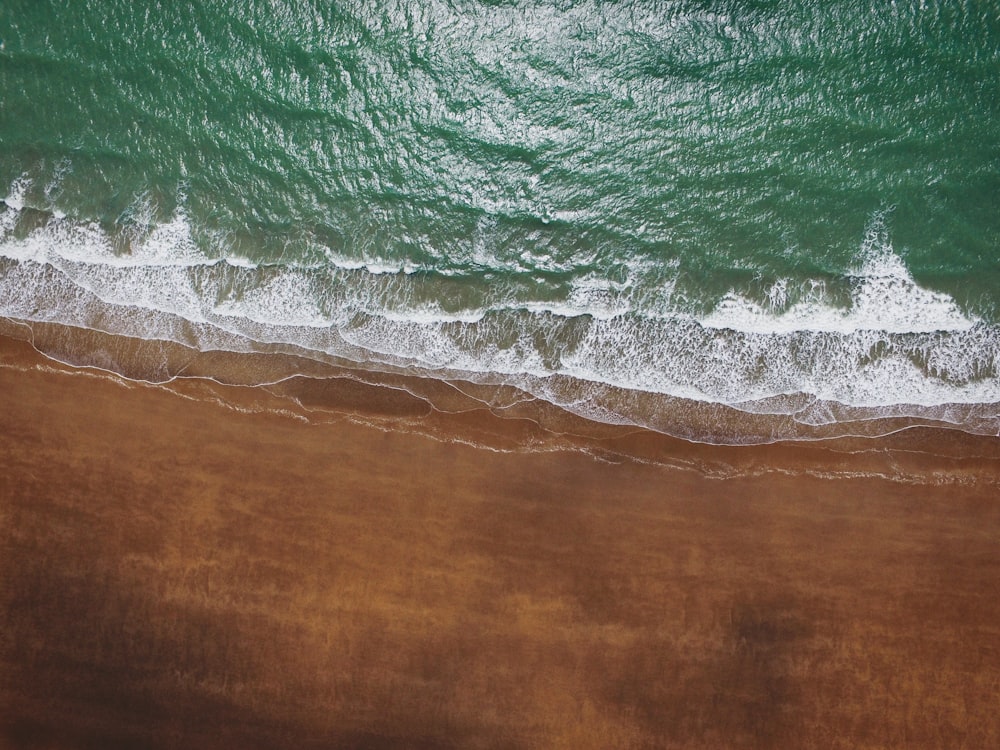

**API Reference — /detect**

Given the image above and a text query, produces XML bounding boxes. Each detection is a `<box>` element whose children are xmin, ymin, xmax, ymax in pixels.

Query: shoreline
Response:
<box><xmin>2</xmin><ymin>323</ymin><xmax>1000</xmax><ymax>747</ymax></box>
<box><xmin>3</xmin><ymin>316</ymin><xmax>999</xmax><ymax>483</ymax></box>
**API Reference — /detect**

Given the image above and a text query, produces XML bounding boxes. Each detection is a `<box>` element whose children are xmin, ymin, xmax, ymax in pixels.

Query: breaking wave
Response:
<box><xmin>2</xmin><ymin>179</ymin><xmax>998</xmax><ymax>444</ymax></box>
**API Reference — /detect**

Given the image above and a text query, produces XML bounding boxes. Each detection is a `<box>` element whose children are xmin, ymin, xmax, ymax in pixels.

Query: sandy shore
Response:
<box><xmin>2</xmin><ymin>326</ymin><xmax>999</xmax><ymax>749</ymax></box>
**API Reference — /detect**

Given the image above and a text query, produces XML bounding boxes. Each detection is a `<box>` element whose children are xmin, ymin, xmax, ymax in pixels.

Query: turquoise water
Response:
<box><xmin>1</xmin><ymin>1</ymin><xmax>999</xmax><ymax>441</ymax></box>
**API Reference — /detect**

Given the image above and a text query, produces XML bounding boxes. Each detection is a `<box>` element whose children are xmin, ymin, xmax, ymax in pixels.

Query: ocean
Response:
<box><xmin>1</xmin><ymin>0</ymin><xmax>999</xmax><ymax>444</ymax></box>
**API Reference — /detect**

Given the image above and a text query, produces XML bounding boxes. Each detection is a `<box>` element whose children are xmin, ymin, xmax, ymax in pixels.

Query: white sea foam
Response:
<box><xmin>1</xmin><ymin>176</ymin><xmax>30</xmax><ymax>212</ymax></box>
<box><xmin>702</xmin><ymin>256</ymin><xmax>976</xmax><ymax>335</ymax></box>
<box><xmin>1</xmin><ymin>182</ymin><xmax>998</xmax><ymax>442</ymax></box>
<box><xmin>0</xmin><ymin>202</ymin><xmax>213</xmax><ymax>270</ymax></box>
<box><xmin>702</xmin><ymin>214</ymin><xmax>978</xmax><ymax>336</ymax></box>
<box><xmin>375</xmin><ymin>306</ymin><xmax>487</xmax><ymax>325</ymax></box>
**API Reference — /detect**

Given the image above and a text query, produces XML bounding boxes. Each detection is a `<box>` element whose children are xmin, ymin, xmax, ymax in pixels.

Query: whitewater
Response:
<box><xmin>2</xmin><ymin>176</ymin><xmax>998</xmax><ymax>444</ymax></box>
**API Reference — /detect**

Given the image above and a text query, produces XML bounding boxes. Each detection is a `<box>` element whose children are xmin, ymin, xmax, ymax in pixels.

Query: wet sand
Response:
<box><xmin>1</xmin><ymin>329</ymin><xmax>1000</xmax><ymax>749</ymax></box>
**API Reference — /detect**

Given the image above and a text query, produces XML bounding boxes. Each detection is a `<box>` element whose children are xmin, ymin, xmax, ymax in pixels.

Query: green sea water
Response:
<box><xmin>1</xmin><ymin>0</ymin><xmax>999</xmax><ymax>441</ymax></box>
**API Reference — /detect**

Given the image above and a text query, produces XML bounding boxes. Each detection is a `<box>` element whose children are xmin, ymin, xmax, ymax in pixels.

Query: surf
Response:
<box><xmin>2</xmin><ymin>180</ymin><xmax>998</xmax><ymax>445</ymax></box>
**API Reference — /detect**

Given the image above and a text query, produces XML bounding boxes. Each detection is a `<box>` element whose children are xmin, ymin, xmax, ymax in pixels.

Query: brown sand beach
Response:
<box><xmin>2</xmin><ymin>321</ymin><xmax>1000</xmax><ymax>749</ymax></box>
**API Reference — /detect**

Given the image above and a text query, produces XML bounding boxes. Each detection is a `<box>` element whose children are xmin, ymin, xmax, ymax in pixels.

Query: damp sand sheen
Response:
<box><xmin>2</xmin><ymin>2</ymin><xmax>1000</xmax><ymax>748</ymax></box>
